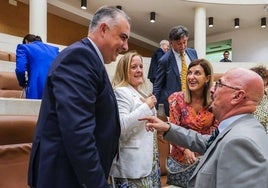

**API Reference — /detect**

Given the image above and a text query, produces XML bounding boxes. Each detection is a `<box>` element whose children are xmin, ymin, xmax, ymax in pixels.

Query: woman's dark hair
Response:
<box><xmin>250</xmin><ymin>65</ymin><xmax>268</xmax><ymax>80</ymax></box>
<box><xmin>22</xmin><ymin>34</ymin><xmax>42</xmax><ymax>44</ymax></box>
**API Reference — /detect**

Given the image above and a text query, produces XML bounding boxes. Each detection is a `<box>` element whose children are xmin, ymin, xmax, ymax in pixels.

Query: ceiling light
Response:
<box><xmin>81</xmin><ymin>0</ymin><xmax>87</xmax><ymax>10</ymax></box>
<box><xmin>264</xmin><ymin>5</ymin><xmax>268</xmax><ymax>12</ymax></box>
<box><xmin>150</xmin><ymin>12</ymin><xmax>156</xmax><ymax>23</ymax></box>
<box><xmin>116</xmin><ymin>5</ymin><xmax>122</xmax><ymax>10</ymax></box>
<box><xmin>208</xmin><ymin>17</ymin><xmax>213</xmax><ymax>28</ymax></box>
<box><xmin>234</xmin><ymin>18</ymin><xmax>239</xmax><ymax>29</ymax></box>
<box><xmin>261</xmin><ymin>17</ymin><xmax>266</xmax><ymax>28</ymax></box>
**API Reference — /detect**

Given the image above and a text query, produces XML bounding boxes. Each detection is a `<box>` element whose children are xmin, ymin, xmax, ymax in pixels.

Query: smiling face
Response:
<box><xmin>187</xmin><ymin>64</ymin><xmax>210</xmax><ymax>93</ymax></box>
<box><xmin>223</xmin><ymin>51</ymin><xmax>229</xmax><ymax>59</ymax></box>
<box><xmin>102</xmin><ymin>15</ymin><xmax>130</xmax><ymax>64</ymax></box>
<box><xmin>128</xmin><ymin>55</ymin><xmax>144</xmax><ymax>89</ymax></box>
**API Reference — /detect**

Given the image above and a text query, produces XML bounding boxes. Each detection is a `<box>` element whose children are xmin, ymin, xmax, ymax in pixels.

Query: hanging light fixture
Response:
<box><xmin>208</xmin><ymin>17</ymin><xmax>213</xmax><ymax>28</ymax></box>
<box><xmin>81</xmin><ymin>0</ymin><xmax>87</xmax><ymax>10</ymax></box>
<box><xmin>150</xmin><ymin>12</ymin><xmax>156</xmax><ymax>23</ymax></box>
<box><xmin>116</xmin><ymin>5</ymin><xmax>122</xmax><ymax>10</ymax></box>
<box><xmin>234</xmin><ymin>18</ymin><xmax>239</xmax><ymax>29</ymax></box>
<box><xmin>261</xmin><ymin>17</ymin><xmax>266</xmax><ymax>28</ymax></box>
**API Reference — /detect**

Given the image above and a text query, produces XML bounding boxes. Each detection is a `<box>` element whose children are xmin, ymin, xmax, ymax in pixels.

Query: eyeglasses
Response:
<box><xmin>215</xmin><ymin>80</ymin><xmax>241</xmax><ymax>91</ymax></box>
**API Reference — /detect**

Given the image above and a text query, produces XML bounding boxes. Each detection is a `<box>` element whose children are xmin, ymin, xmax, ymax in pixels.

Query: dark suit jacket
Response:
<box><xmin>28</xmin><ymin>38</ymin><xmax>120</xmax><ymax>188</ymax></box>
<box><xmin>153</xmin><ymin>48</ymin><xmax>198</xmax><ymax>116</ymax></box>
<box><xmin>147</xmin><ymin>48</ymin><xmax>165</xmax><ymax>83</ymax></box>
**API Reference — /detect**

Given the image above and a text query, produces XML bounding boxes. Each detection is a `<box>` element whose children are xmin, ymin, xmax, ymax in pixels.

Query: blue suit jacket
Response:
<box><xmin>153</xmin><ymin>48</ymin><xmax>198</xmax><ymax>116</ymax></box>
<box><xmin>147</xmin><ymin>48</ymin><xmax>165</xmax><ymax>83</ymax></box>
<box><xmin>28</xmin><ymin>38</ymin><xmax>121</xmax><ymax>188</ymax></box>
<box><xmin>16</xmin><ymin>41</ymin><xmax>59</xmax><ymax>99</ymax></box>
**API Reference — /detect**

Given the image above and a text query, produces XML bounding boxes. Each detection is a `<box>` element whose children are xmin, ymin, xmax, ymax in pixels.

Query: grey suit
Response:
<box><xmin>164</xmin><ymin>114</ymin><xmax>268</xmax><ymax>188</ymax></box>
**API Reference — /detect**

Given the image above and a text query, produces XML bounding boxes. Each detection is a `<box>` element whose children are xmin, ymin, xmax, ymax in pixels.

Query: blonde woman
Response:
<box><xmin>110</xmin><ymin>51</ymin><xmax>161</xmax><ymax>187</ymax></box>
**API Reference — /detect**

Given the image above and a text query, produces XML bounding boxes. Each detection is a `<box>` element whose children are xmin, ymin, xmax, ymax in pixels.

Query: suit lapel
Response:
<box><xmin>185</xmin><ymin>48</ymin><xmax>197</xmax><ymax>61</ymax></box>
<box><xmin>190</xmin><ymin>115</ymin><xmax>252</xmax><ymax>179</ymax></box>
<box><xmin>190</xmin><ymin>129</ymin><xmax>228</xmax><ymax>178</ymax></box>
<box><xmin>185</xmin><ymin>49</ymin><xmax>192</xmax><ymax>61</ymax></box>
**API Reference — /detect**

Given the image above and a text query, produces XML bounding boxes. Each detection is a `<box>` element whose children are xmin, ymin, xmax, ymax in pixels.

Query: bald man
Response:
<box><xmin>141</xmin><ymin>68</ymin><xmax>268</xmax><ymax>188</ymax></box>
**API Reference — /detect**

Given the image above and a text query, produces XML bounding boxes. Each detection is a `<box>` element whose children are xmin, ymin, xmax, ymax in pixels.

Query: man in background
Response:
<box><xmin>28</xmin><ymin>6</ymin><xmax>130</xmax><ymax>188</ymax></box>
<box><xmin>147</xmin><ymin>39</ymin><xmax>169</xmax><ymax>84</ymax></box>
<box><xmin>15</xmin><ymin>34</ymin><xmax>59</xmax><ymax>99</ymax></box>
<box><xmin>153</xmin><ymin>25</ymin><xmax>198</xmax><ymax>116</ymax></box>
<box><xmin>220</xmin><ymin>50</ymin><xmax>232</xmax><ymax>62</ymax></box>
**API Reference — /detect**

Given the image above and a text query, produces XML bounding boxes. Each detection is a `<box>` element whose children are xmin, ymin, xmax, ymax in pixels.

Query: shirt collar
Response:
<box><xmin>218</xmin><ymin>113</ymin><xmax>249</xmax><ymax>133</ymax></box>
<box><xmin>87</xmin><ymin>37</ymin><xmax>105</xmax><ymax>65</ymax></box>
<box><xmin>172</xmin><ymin>48</ymin><xmax>185</xmax><ymax>57</ymax></box>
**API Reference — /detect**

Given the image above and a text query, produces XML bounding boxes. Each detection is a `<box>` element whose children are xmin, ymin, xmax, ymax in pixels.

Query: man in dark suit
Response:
<box><xmin>28</xmin><ymin>6</ymin><xmax>130</xmax><ymax>188</ymax></box>
<box><xmin>142</xmin><ymin>67</ymin><xmax>268</xmax><ymax>188</ymax></box>
<box><xmin>147</xmin><ymin>39</ymin><xmax>169</xmax><ymax>84</ymax></box>
<box><xmin>153</xmin><ymin>25</ymin><xmax>198</xmax><ymax>116</ymax></box>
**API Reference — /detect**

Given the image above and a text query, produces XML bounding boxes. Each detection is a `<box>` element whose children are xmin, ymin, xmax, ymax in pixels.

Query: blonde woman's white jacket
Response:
<box><xmin>110</xmin><ymin>85</ymin><xmax>155</xmax><ymax>179</ymax></box>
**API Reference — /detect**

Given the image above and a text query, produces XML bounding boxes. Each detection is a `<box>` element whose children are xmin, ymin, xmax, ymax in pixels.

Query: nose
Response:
<box><xmin>181</xmin><ymin>43</ymin><xmax>187</xmax><ymax>50</ymax></box>
<box><xmin>137</xmin><ymin>66</ymin><xmax>143</xmax><ymax>72</ymax></box>
<box><xmin>211</xmin><ymin>85</ymin><xmax>216</xmax><ymax>93</ymax></box>
<box><xmin>210</xmin><ymin>86</ymin><xmax>215</xmax><ymax>100</ymax></box>
<box><xmin>122</xmin><ymin>42</ymin><xmax>128</xmax><ymax>52</ymax></box>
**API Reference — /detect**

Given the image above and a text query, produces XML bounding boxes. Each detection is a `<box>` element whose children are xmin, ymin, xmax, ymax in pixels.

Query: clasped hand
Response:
<box><xmin>140</xmin><ymin>94</ymin><xmax>157</xmax><ymax>109</ymax></box>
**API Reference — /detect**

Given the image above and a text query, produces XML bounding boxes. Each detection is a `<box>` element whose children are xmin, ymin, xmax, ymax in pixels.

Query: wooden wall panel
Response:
<box><xmin>0</xmin><ymin>1</ymin><xmax>153</xmax><ymax>57</ymax></box>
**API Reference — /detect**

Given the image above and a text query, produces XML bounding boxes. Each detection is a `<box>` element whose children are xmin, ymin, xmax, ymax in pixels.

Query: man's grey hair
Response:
<box><xmin>89</xmin><ymin>6</ymin><xmax>130</xmax><ymax>32</ymax></box>
<box><xmin>160</xmin><ymin>40</ymin><xmax>169</xmax><ymax>46</ymax></box>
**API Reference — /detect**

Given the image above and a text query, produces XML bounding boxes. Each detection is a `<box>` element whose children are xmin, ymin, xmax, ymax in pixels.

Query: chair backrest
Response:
<box><xmin>0</xmin><ymin>115</ymin><xmax>37</xmax><ymax>145</ymax></box>
<box><xmin>0</xmin><ymin>115</ymin><xmax>37</xmax><ymax>188</ymax></box>
<box><xmin>0</xmin><ymin>51</ymin><xmax>10</xmax><ymax>61</ymax></box>
<box><xmin>9</xmin><ymin>52</ymin><xmax>16</xmax><ymax>62</ymax></box>
<box><xmin>0</xmin><ymin>71</ymin><xmax>23</xmax><ymax>98</ymax></box>
<box><xmin>0</xmin><ymin>143</ymin><xmax>32</xmax><ymax>188</ymax></box>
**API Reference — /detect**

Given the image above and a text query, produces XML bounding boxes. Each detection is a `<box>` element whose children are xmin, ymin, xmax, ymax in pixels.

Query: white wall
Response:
<box><xmin>0</xmin><ymin>33</ymin><xmax>66</xmax><ymax>53</ymax></box>
<box><xmin>206</xmin><ymin>26</ymin><xmax>268</xmax><ymax>63</ymax></box>
<box><xmin>0</xmin><ymin>31</ymin><xmax>265</xmax><ymax>93</ymax></box>
<box><xmin>2</xmin><ymin>28</ymin><xmax>267</xmax><ymax>63</ymax></box>
<box><xmin>0</xmin><ymin>33</ymin><xmax>21</xmax><ymax>52</ymax></box>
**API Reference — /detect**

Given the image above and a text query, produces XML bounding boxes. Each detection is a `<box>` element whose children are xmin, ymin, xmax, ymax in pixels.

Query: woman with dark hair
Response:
<box><xmin>168</xmin><ymin>59</ymin><xmax>219</xmax><ymax>167</ymax></box>
<box><xmin>22</xmin><ymin>34</ymin><xmax>42</xmax><ymax>44</ymax></box>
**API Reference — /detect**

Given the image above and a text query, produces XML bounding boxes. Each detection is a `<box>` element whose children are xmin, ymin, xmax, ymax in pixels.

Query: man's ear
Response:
<box><xmin>98</xmin><ymin>23</ymin><xmax>108</xmax><ymax>37</ymax></box>
<box><xmin>231</xmin><ymin>90</ymin><xmax>246</xmax><ymax>104</ymax></box>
